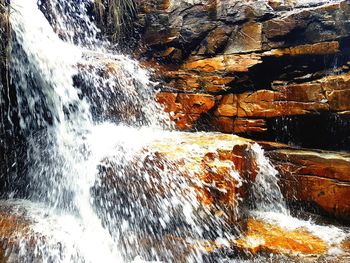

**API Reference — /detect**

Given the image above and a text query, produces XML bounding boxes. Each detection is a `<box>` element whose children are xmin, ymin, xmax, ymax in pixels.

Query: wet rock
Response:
<box><xmin>236</xmin><ymin>90</ymin><xmax>329</xmax><ymax>118</ymax></box>
<box><xmin>146</xmin><ymin>133</ymin><xmax>258</xmax><ymax>211</ymax></box>
<box><xmin>95</xmin><ymin>133</ymin><xmax>257</xmax><ymax>226</ymax></box>
<box><xmin>93</xmin><ymin>133</ymin><xmax>259</xmax><ymax>261</ymax></box>
<box><xmin>156</xmin><ymin>92</ymin><xmax>216</xmax><ymax>129</ymax></box>
<box><xmin>263</xmin><ymin>144</ymin><xmax>350</xmax><ymax>221</ymax></box>
<box><xmin>0</xmin><ymin>204</ymin><xmax>34</xmax><ymax>262</ymax></box>
<box><xmin>182</xmin><ymin>54</ymin><xmax>262</xmax><ymax>73</ymax></box>
<box><xmin>133</xmin><ymin>0</ymin><xmax>350</xmax><ymax>144</ymax></box>
<box><xmin>156</xmin><ymin>71</ymin><xmax>350</xmax><ymax>133</ymax></box>
<box><xmin>263</xmin><ymin>41</ymin><xmax>340</xmax><ymax>57</ymax></box>
<box><xmin>235</xmin><ymin>218</ymin><xmax>327</xmax><ymax>255</ymax></box>
<box><xmin>194</xmin><ymin>217</ymin><xmax>350</xmax><ymax>262</ymax></box>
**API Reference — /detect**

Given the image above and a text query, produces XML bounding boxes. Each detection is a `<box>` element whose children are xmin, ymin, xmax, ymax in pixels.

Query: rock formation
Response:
<box><xmin>131</xmin><ymin>0</ymin><xmax>350</xmax><ymax>223</ymax></box>
<box><xmin>135</xmin><ymin>0</ymin><xmax>350</xmax><ymax>150</ymax></box>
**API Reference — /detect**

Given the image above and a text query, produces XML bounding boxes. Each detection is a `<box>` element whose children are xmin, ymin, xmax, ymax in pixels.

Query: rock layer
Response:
<box><xmin>134</xmin><ymin>0</ymin><xmax>350</xmax><ymax>149</ymax></box>
<box><xmin>262</xmin><ymin>142</ymin><xmax>350</xmax><ymax>221</ymax></box>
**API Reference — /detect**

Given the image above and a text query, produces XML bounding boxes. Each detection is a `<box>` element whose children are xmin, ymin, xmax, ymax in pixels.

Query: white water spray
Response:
<box><xmin>1</xmin><ymin>0</ymin><xmax>348</xmax><ymax>262</ymax></box>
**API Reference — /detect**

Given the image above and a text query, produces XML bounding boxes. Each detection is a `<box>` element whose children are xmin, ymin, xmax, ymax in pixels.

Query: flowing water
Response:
<box><xmin>0</xmin><ymin>0</ymin><xmax>349</xmax><ymax>262</ymax></box>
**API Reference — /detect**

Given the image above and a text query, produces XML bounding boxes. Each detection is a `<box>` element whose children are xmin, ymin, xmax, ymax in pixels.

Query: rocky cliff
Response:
<box><xmin>134</xmin><ymin>0</ymin><xmax>350</xmax><ymax>151</ymax></box>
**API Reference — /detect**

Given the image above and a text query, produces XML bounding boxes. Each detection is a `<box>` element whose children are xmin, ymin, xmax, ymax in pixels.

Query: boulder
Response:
<box><xmin>97</xmin><ymin>133</ymin><xmax>257</xmax><ymax>219</ymax></box>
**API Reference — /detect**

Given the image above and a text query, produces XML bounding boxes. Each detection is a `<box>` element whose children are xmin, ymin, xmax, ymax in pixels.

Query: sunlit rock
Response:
<box><xmin>135</xmin><ymin>0</ymin><xmax>350</xmax><ymax>140</ymax></box>
<box><xmin>268</xmin><ymin>148</ymin><xmax>350</xmax><ymax>220</ymax></box>
<box><xmin>156</xmin><ymin>92</ymin><xmax>216</xmax><ymax>129</ymax></box>
<box><xmin>182</xmin><ymin>54</ymin><xmax>262</xmax><ymax>73</ymax></box>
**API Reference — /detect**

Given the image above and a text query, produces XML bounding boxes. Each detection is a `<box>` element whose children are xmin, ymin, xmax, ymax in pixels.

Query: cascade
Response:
<box><xmin>0</xmin><ymin>0</ymin><xmax>348</xmax><ymax>262</ymax></box>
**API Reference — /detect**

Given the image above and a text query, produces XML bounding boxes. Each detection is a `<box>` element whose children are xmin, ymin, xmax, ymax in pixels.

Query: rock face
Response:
<box><xmin>261</xmin><ymin>141</ymin><xmax>350</xmax><ymax>221</ymax></box>
<box><xmin>135</xmin><ymin>0</ymin><xmax>350</xmax><ymax>150</ymax></box>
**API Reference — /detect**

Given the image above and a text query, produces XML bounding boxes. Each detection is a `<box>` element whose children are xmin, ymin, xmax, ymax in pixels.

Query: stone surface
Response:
<box><xmin>156</xmin><ymin>72</ymin><xmax>350</xmax><ymax>132</ymax></box>
<box><xmin>263</xmin><ymin>144</ymin><xmax>350</xmax><ymax>220</ymax></box>
<box><xmin>235</xmin><ymin>218</ymin><xmax>327</xmax><ymax>255</ymax></box>
<box><xmin>195</xmin><ymin>217</ymin><xmax>350</xmax><ymax>261</ymax></box>
<box><xmin>134</xmin><ymin>0</ymin><xmax>350</xmax><ymax>141</ymax></box>
<box><xmin>263</xmin><ymin>41</ymin><xmax>340</xmax><ymax>57</ymax></box>
<box><xmin>182</xmin><ymin>54</ymin><xmax>262</xmax><ymax>73</ymax></box>
<box><xmin>145</xmin><ymin>133</ymin><xmax>255</xmax><ymax>211</ymax></box>
<box><xmin>156</xmin><ymin>92</ymin><xmax>216</xmax><ymax>129</ymax></box>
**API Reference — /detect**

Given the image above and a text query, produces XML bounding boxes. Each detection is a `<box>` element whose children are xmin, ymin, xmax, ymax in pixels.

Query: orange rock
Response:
<box><xmin>237</xmin><ymin>90</ymin><xmax>329</xmax><ymax>118</ymax></box>
<box><xmin>156</xmin><ymin>92</ymin><xmax>180</xmax><ymax>112</ymax></box>
<box><xmin>172</xmin><ymin>113</ymin><xmax>200</xmax><ymax>130</ymax></box>
<box><xmin>215</xmin><ymin>94</ymin><xmax>237</xmax><ymax>117</ymax></box>
<box><xmin>268</xmin><ymin>149</ymin><xmax>350</xmax><ymax>220</ymax></box>
<box><xmin>272</xmin><ymin>82</ymin><xmax>325</xmax><ymax>102</ymax></box>
<box><xmin>264</xmin><ymin>41</ymin><xmax>340</xmax><ymax>57</ymax></box>
<box><xmin>202</xmin><ymin>75</ymin><xmax>235</xmax><ymax>93</ymax></box>
<box><xmin>279</xmin><ymin>172</ymin><xmax>350</xmax><ymax>220</ymax></box>
<box><xmin>156</xmin><ymin>92</ymin><xmax>215</xmax><ymax>130</ymax></box>
<box><xmin>327</xmin><ymin>89</ymin><xmax>350</xmax><ymax>111</ymax></box>
<box><xmin>233</xmin><ymin>118</ymin><xmax>267</xmax><ymax>133</ymax></box>
<box><xmin>194</xmin><ymin>218</ymin><xmax>329</xmax><ymax>258</ymax></box>
<box><xmin>177</xmin><ymin>94</ymin><xmax>216</xmax><ymax>114</ymax></box>
<box><xmin>146</xmin><ymin>133</ymin><xmax>256</xmax><ymax>213</ymax></box>
<box><xmin>0</xmin><ymin>209</ymin><xmax>33</xmax><ymax>261</ymax></box>
<box><xmin>268</xmin><ymin>149</ymin><xmax>350</xmax><ymax>182</ymax></box>
<box><xmin>235</xmin><ymin>218</ymin><xmax>327</xmax><ymax>255</ymax></box>
<box><xmin>137</xmin><ymin>0</ymin><xmax>171</xmax><ymax>13</ymax></box>
<box><xmin>182</xmin><ymin>54</ymin><xmax>262</xmax><ymax>73</ymax></box>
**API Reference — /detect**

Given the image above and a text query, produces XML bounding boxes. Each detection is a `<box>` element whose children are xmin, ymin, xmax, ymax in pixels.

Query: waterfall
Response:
<box><xmin>2</xmin><ymin>0</ymin><xmax>347</xmax><ymax>262</ymax></box>
<box><xmin>250</xmin><ymin>143</ymin><xmax>288</xmax><ymax>215</ymax></box>
<box><xmin>8</xmin><ymin>0</ymin><xmax>169</xmax><ymax>261</ymax></box>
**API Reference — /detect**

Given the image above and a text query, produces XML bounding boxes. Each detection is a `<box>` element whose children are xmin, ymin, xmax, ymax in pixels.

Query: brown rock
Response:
<box><xmin>237</xmin><ymin>90</ymin><xmax>329</xmax><ymax>118</ymax></box>
<box><xmin>137</xmin><ymin>0</ymin><xmax>171</xmax><ymax>13</ymax></box>
<box><xmin>327</xmin><ymin>89</ymin><xmax>350</xmax><ymax>111</ymax></box>
<box><xmin>235</xmin><ymin>218</ymin><xmax>328</xmax><ymax>255</ymax></box>
<box><xmin>225</xmin><ymin>22</ymin><xmax>262</xmax><ymax>54</ymax></box>
<box><xmin>215</xmin><ymin>94</ymin><xmax>237</xmax><ymax>117</ymax></box>
<box><xmin>177</xmin><ymin>93</ymin><xmax>216</xmax><ymax>114</ymax></box>
<box><xmin>211</xmin><ymin>116</ymin><xmax>235</xmax><ymax>133</ymax></box>
<box><xmin>272</xmin><ymin>82</ymin><xmax>325</xmax><ymax>103</ymax></box>
<box><xmin>233</xmin><ymin>118</ymin><xmax>267</xmax><ymax>133</ymax></box>
<box><xmin>162</xmin><ymin>70</ymin><xmax>234</xmax><ymax>93</ymax></box>
<box><xmin>262</xmin><ymin>1</ymin><xmax>350</xmax><ymax>49</ymax></box>
<box><xmin>267</xmin><ymin>149</ymin><xmax>350</xmax><ymax>220</ymax></box>
<box><xmin>197</xmin><ymin>25</ymin><xmax>233</xmax><ymax>55</ymax></box>
<box><xmin>264</xmin><ymin>41</ymin><xmax>340</xmax><ymax>57</ymax></box>
<box><xmin>182</xmin><ymin>54</ymin><xmax>262</xmax><ymax>73</ymax></box>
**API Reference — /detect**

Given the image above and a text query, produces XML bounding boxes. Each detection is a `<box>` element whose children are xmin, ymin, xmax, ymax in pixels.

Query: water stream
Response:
<box><xmin>0</xmin><ymin>0</ymin><xmax>348</xmax><ymax>262</ymax></box>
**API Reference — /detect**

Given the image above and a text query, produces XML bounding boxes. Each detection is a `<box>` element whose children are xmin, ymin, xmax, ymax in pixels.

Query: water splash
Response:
<box><xmin>2</xmin><ymin>0</ymin><xmax>349</xmax><ymax>262</ymax></box>
<box><xmin>251</xmin><ymin>143</ymin><xmax>288</xmax><ymax>215</ymax></box>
